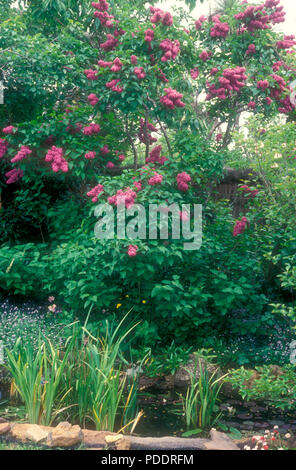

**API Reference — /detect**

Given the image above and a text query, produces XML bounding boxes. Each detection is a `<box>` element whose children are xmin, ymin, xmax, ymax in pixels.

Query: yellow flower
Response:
<box><xmin>116</xmin><ymin>304</ymin><xmax>122</xmax><ymax>309</ymax></box>
<box><xmin>142</xmin><ymin>300</ymin><xmax>146</xmax><ymax>304</ymax></box>
<box><xmin>125</xmin><ymin>295</ymin><xmax>129</xmax><ymax>298</ymax></box>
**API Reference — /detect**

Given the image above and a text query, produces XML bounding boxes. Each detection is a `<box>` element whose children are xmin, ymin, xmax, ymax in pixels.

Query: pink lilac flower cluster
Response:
<box><xmin>0</xmin><ymin>138</ymin><xmax>8</xmax><ymax>158</ymax></box>
<box><xmin>235</xmin><ymin>1</ymin><xmax>285</xmax><ymax>32</ymax></box>
<box><xmin>87</xmin><ymin>183</ymin><xmax>104</xmax><ymax>202</ymax></box>
<box><xmin>278</xmin><ymin>95</ymin><xmax>295</xmax><ymax>114</ymax></box>
<box><xmin>108</xmin><ymin>188</ymin><xmax>137</xmax><ymax>208</ymax></box>
<box><xmin>207</xmin><ymin>67</ymin><xmax>247</xmax><ymax>100</ymax></box>
<box><xmin>138</xmin><ymin>119</ymin><xmax>158</xmax><ymax>145</ymax></box>
<box><xmin>84</xmin><ymin>69</ymin><xmax>98</xmax><ymax>80</ymax></box>
<box><xmin>159</xmin><ymin>39</ymin><xmax>180</xmax><ymax>62</ymax></box>
<box><xmin>83</xmin><ymin>123</ymin><xmax>101</xmax><ymax>135</ymax></box>
<box><xmin>128</xmin><ymin>244</ymin><xmax>138</xmax><ymax>257</ymax></box>
<box><xmin>131</xmin><ymin>55</ymin><xmax>138</xmax><ymax>64</ymax></box>
<box><xmin>11</xmin><ymin>146</ymin><xmax>32</xmax><ymax>163</ymax></box>
<box><xmin>272</xmin><ymin>60</ymin><xmax>284</xmax><ymax>71</ymax></box>
<box><xmin>150</xmin><ymin>6</ymin><xmax>173</xmax><ymax>26</ymax></box>
<box><xmin>2</xmin><ymin>125</ymin><xmax>17</xmax><ymax>135</ymax></box>
<box><xmin>195</xmin><ymin>15</ymin><xmax>207</xmax><ymax>31</ymax></box>
<box><xmin>269</xmin><ymin>73</ymin><xmax>286</xmax><ymax>98</ymax></box>
<box><xmin>190</xmin><ymin>68</ymin><xmax>199</xmax><ymax>80</ymax></box>
<box><xmin>110</xmin><ymin>57</ymin><xmax>123</xmax><ymax>72</ymax></box>
<box><xmin>92</xmin><ymin>0</ymin><xmax>115</xmax><ymax>28</ymax></box>
<box><xmin>160</xmin><ymin>88</ymin><xmax>185</xmax><ymax>109</ymax></box>
<box><xmin>100</xmin><ymin>34</ymin><xmax>119</xmax><ymax>52</ymax></box>
<box><xmin>265</xmin><ymin>0</ymin><xmax>286</xmax><ymax>24</ymax></box>
<box><xmin>106</xmin><ymin>161</ymin><xmax>114</xmax><ymax>168</ymax></box>
<box><xmin>5</xmin><ymin>168</ymin><xmax>24</xmax><ymax>185</ymax></box>
<box><xmin>118</xmin><ymin>153</ymin><xmax>125</xmax><ymax>162</ymax></box>
<box><xmin>106</xmin><ymin>79</ymin><xmax>123</xmax><ymax>93</ymax></box>
<box><xmin>133</xmin><ymin>181</ymin><xmax>142</xmax><ymax>191</ymax></box>
<box><xmin>199</xmin><ymin>50</ymin><xmax>212</xmax><ymax>62</ymax></box>
<box><xmin>248</xmin><ymin>101</ymin><xmax>256</xmax><ymax>109</ymax></box>
<box><xmin>210</xmin><ymin>15</ymin><xmax>230</xmax><ymax>38</ymax></box>
<box><xmin>276</xmin><ymin>35</ymin><xmax>296</xmax><ymax>49</ymax></box>
<box><xmin>233</xmin><ymin>216</ymin><xmax>248</xmax><ymax>237</ymax></box>
<box><xmin>176</xmin><ymin>172</ymin><xmax>191</xmax><ymax>192</ymax></box>
<box><xmin>257</xmin><ymin>79</ymin><xmax>269</xmax><ymax>90</ymax></box>
<box><xmin>144</xmin><ymin>29</ymin><xmax>155</xmax><ymax>43</ymax></box>
<box><xmin>240</xmin><ymin>185</ymin><xmax>259</xmax><ymax>198</ymax></box>
<box><xmin>148</xmin><ymin>172</ymin><xmax>163</xmax><ymax>185</ymax></box>
<box><xmin>98</xmin><ymin>60</ymin><xmax>113</xmax><ymax>68</ymax></box>
<box><xmin>88</xmin><ymin>93</ymin><xmax>99</xmax><ymax>106</ymax></box>
<box><xmin>100</xmin><ymin>144</ymin><xmax>109</xmax><ymax>155</ymax></box>
<box><xmin>246</xmin><ymin>44</ymin><xmax>256</xmax><ymax>55</ymax></box>
<box><xmin>92</xmin><ymin>0</ymin><xmax>109</xmax><ymax>11</ymax></box>
<box><xmin>146</xmin><ymin>145</ymin><xmax>168</xmax><ymax>165</ymax></box>
<box><xmin>45</xmin><ymin>146</ymin><xmax>68</xmax><ymax>172</ymax></box>
<box><xmin>85</xmin><ymin>151</ymin><xmax>96</xmax><ymax>160</ymax></box>
<box><xmin>134</xmin><ymin>67</ymin><xmax>146</xmax><ymax>80</ymax></box>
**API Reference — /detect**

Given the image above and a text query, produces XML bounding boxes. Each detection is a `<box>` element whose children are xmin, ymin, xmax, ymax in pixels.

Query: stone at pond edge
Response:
<box><xmin>105</xmin><ymin>434</ymin><xmax>131</xmax><ymax>450</ymax></box>
<box><xmin>11</xmin><ymin>423</ymin><xmax>33</xmax><ymax>442</ymax></box>
<box><xmin>82</xmin><ymin>430</ymin><xmax>114</xmax><ymax>449</ymax></box>
<box><xmin>203</xmin><ymin>430</ymin><xmax>239</xmax><ymax>451</ymax></box>
<box><xmin>0</xmin><ymin>422</ymin><xmax>11</xmax><ymax>435</ymax></box>
<box><xmin>46</xmin><ymin>423</ymin><xmax>83</xmax><ymax>447</ymax></box>
<box><xmin>174</xmin><ymin>355</ymin><xmax>220</xmax><ymax>389</ymax></box>
<box><xmin>25</xmin><ymin>424</ymin><xmax>49</xmax><ymax>443</ymax></box>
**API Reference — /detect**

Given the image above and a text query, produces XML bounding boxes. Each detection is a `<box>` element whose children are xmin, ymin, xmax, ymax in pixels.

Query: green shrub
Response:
<box><xmin>227</xmin><ymin>365</ymin><xmax>296</xmax><ymax>410</ymax></box>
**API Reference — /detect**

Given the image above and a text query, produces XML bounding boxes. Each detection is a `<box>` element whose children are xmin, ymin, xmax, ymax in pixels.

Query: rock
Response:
<box><xmin>269</xmin><ymin>420</ymin><xmax>284</xmax><ymax>426</ymax></box>
<box><xmin>10</xmin><ymin>423</ymin><xmax>32</xmax><ymax>442</ymax></box>
<box><xmin>129</xmin><ymin>435</ymin><xmax>208</xmax><ymax>450</ymax></box>
<box><xmin>105</xmin><ymin>434</ymin><xmax>124</xmax><ymax>444</ymax></box>
<box><xmin>82</xmin><ymin>429</ymin><xmax>113</xmax><ymax>449</ymax></box>
<box><xmin>25</xmin><ymin>424</ymin><xmax>49</xmax><ymax>443</ymax></box>
<box><xmin>46</xmin><ymin>423</ymin><xmax>83</xmax><ymax>448</ymax></box>
<box><xmin>104</xmin><ymin>434</ymin><xmax>131</xmax><ymax>450</ymax></box>
<box><xmin>237</xmin><ymin>413</ymin><xmax>253</xmax><ymax>420</ymax></box>
<box><xmin>0</xmin><ymin>422</ymin><xmax>10</xmax><ymax>435</ymax></box>
<box><xmin>203</xmin><ymin>429</ymin><xmax>240</xmax><ymax>451</ymax></box>
<box><xmin>139</xmin><ymin>374</ymin><xmax>173</xmax><ymax>392</ymax></box>
<box><xmin>241</xmin><ymin>421</ymin><xmax>254</xmax><ymax>430</ymax></box>
<box><xmin>55</xmin><ymin>421</ymin><xmax>72</xmax><ymax>430</ymax></box>
<box><xmin>115</xmin><ymin>437</ymin><xmax>131</xmax><ymax>451</ymax></box>
<box><xmin>174</xmin><ymin>354</ymin><xmax>220</xmax><ymax>389</ymax></box>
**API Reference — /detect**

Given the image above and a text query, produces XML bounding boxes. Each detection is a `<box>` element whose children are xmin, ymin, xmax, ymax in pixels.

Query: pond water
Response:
<box><xmin>1</xmin><ymin>383</ymin><xmax>296</xmax><ymax>437</ymax></box>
